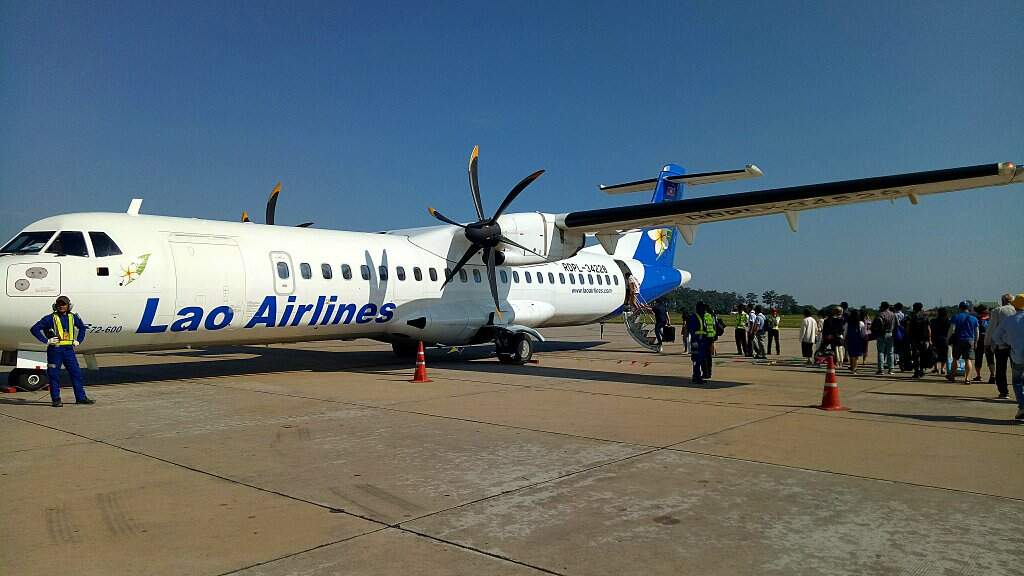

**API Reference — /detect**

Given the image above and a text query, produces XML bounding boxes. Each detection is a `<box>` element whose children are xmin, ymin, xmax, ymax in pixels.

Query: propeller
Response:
<box><xmin>428</xmin><ymin>146</ymin><xmax>546</xmax><ymax>319</ymax></box>
<box><xmin>240</xmin><ymin>182</ymin><xmax>314</xmax><ymax>228</ymax></box>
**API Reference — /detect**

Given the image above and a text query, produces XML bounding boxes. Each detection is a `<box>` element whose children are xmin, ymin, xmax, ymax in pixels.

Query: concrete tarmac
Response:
<box><xmin>1</xmin><ymin>327</ymin><xmax>1021</xmax><ymax>575</ymax></box>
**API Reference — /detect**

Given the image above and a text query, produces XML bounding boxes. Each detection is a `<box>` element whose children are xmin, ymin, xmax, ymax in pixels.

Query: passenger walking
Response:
<box><xmin>930</xmin><ymin>308</ymin><xmax>950</xmax><ymax>375</ymax></box>
<box><xmin>751</xmin><ymin>305</ymin><xmax>767</xmax><ymax>359</ymax></box>
<box><xmin>845</xmin><ymin>309</ymin><xmax>867</xmax><ymax>373</ymax></box>
<box><xmin>734</xmin><ymin>304</ymin><xmax>748</xmax><ymax>356</ymax></box>
<box><xmin>988</xmin><ymin>294</ymin><xmax>1016</xmax><ymax>399</ymax></box>
<box><xmin>947</xmin><ymin>301</ymin><xmax>979</xmax><ymax>385</ymax></box>
<box><xmin>817</xmin><ymin>306</ymin><xmax>845</xmax><ymax>359</ymax></box>
<box><xmin>29</xmin><ymin>296</ymin><xmax>94</xmax><ymax>407</ymax></box>
<box><xmin>907</xmin><ymin>302</ymin><xmax>932</xmax><ymax>378</ymax></box>
<box><xmin>875</xmin><ymin>301</ymin><xmax>897</xmax><ymax>375</ymax></box>
<box><xmin>972</xmin><ymin>304</ymin><xmax>994</xmax><ymax>383</ymax></box>
<box><xmin>800</xmin><ymin>308</ymin><xmax>819</xmax><ymax>364</ymax></box>
<box><xmin>988</xmin><ymin>293</ymin><xmax>1024</xmax><ymax>420</ymax></box>
<box><xmin>893</xmin><ymin>303</ymin><xmax>908</xmax><ymax>372</ymax></box>
<box><xmin>766</xmin><ymin>308</ymin><xmax>781</xmax><ymax>355</ymax></box>
<box><xmin>746</xmin><ymin>306</ymin><xmax>757</xmax><ymax>357</ymax></box>
<box><xmin>652</xmin><ymin>298</ymin><xmax>669</xmax><ymax>345</ymax></box>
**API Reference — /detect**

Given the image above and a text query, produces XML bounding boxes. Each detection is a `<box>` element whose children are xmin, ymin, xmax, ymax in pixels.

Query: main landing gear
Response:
<box><xmin>495</xmin><ymin>331</ymin><xmax>533</xmax><ymax>365</ymax></box>
<box><xmin>8</xmin><ymin>369</ymin><xmax>48</xmax><ymax>392</ymax></box>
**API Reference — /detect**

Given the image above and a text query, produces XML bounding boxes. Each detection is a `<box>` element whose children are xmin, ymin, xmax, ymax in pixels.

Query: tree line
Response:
<box><xmin>658</xmin><ymin>288</ymin><xmax>803</xmax><ymax>315</ymax></box>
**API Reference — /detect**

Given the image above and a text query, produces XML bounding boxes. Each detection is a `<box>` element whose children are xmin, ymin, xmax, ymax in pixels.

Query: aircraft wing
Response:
<box><xmin>557</xmin><ymin>162</ymin><xmax>1022</xmax><ymax>234</ymax></box>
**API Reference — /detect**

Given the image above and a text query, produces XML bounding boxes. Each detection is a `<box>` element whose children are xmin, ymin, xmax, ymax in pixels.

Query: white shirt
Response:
<box><xmin>987</xmin><ymin>303</ymin><xmax>1016</xmax><ymax>348</ymax></box>
<box><xmin>800</xmin><ymin>316</ymin><xmax>819</xmax><ymax>343</ymax></box>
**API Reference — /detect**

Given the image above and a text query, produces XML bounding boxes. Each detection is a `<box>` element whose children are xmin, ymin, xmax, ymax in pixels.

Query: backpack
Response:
<box><xmin>869</xmin><ymin>316</ymin><xmax>883</xmax><ymax>340</ymax></box>
<box><xmin>893</xmin><ymin>322</ymin><xmax>905</xmax><ymax>342</ymax></box>
<box><xmin>714</xmin><ymin>316</ymin><xmax>726</xmax><ymax>338</ymax></box>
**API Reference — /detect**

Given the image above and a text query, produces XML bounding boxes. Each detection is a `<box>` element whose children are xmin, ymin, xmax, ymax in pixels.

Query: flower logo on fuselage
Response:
<box><xmin>120</xmin><ymin>253</ymin><xmax>151</xmax><ymax>286</ymax></box>
<box><xmin>647</xmin><ymin>228</ymin><xmax>672</xmax><ymax>258</ymax></box>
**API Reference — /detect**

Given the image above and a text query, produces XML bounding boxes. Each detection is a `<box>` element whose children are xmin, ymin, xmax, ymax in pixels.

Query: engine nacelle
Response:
<box><xmin>495</xmin><ymin>212</ymin><xmax>585</xmax><ymax>265</ymax></box>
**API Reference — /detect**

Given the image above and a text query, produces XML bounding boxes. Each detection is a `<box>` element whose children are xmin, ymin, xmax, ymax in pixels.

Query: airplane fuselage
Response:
<box><xmin>0</xmin><ymin>212</ymin><xmax>689</xmax><ymax>355</ymax></box>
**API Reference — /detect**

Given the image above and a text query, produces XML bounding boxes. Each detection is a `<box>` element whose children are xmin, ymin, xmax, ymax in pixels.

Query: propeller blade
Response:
<box><xmin>498</xmin><ymin>235</ymin><xmax>550</xmax><ymax>261</ymax></box>
<box><xmin>296</xmin><ymin>222</ymin><xmax>314</xmax><ymax>228</ymax></box>
<box><xmin>265</xmin><ymin>182</ymin><xmax>282</xmax><ymax>225</ymax></box>
<box><xmin>483</xmin><ymin>247</ymin><xmax>503</xmax><ymax>320</ymax></box>
<box><xmin>492</xmin><ymin>169</ymin><xmax>544</xmax><ymax>220</ymax></box>
<box><xmin>241</xmin><ymin>211</ymin><xmax>250</xmax><ymax>223</ymax></box>
<box><xmin>441</xmin><ymin>244</ymin><xmax>481</xmax><ymax>290</ymax></box>
<box><xmin>468</xmin><ymin>146</ymin><xmax>484</xmax><ymax>220</ymax></box>
<box><xmin>428</xmin><ymin>207</ymin><xmax>467</xmax><ymax>228</ymax></box>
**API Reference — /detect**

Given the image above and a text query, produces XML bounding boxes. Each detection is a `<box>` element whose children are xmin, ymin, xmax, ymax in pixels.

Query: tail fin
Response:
<box><xmin>609</xmin><ymin>163</ymin><xmax>684</xmax><ymax>266</ymax></box>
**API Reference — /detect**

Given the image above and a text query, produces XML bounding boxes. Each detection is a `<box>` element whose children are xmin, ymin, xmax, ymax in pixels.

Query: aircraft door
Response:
<box><xmin>269</xmin><ymin>251</ymin><xmax>294</xmax><ymax>295</ymax></box>
<box><xmin>169</xmin><ymin>237</ymin><xmax>246</xmax><ymax>324</ymax></box>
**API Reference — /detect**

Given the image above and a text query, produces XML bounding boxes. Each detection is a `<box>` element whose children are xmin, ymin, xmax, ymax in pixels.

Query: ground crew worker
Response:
<box><xmin>734</xmin><ymin>304</ymin><xmax>748</xmax><ymax>356</ymax></box>
<box><xmin>30</xmin><ymin>296</ymin><xmax>94</xmax><ymax>407</ymax></box>
<box><xmin>690</xmin><ymin>301</ymin><xmax>715</xmax><ymax>385</ymax></box>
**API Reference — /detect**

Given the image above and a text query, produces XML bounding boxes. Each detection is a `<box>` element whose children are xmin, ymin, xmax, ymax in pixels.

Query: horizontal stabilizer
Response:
<box><xmin>600</xmin><ymin>164</ymin><xmax>762</xmax><ymax>195</ymax></box>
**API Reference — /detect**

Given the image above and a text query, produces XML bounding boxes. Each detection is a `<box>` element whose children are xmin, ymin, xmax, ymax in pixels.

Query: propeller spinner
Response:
<box><xmin>428</xmin><ymin>146</ymin><xmax>546</xmax><ymax>319</ymax></box>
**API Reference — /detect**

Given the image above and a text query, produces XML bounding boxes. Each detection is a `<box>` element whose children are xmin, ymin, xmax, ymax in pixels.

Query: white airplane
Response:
<box><xmin>1</xmin><ymin>149</ymin><xmax>1021</xmax><ymax>391</ymax></box>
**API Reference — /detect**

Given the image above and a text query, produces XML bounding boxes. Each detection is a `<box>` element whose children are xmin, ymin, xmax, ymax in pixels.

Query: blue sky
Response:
<box><xmin>2</xmin><ymin>1</ymin><xmax>1021</xmax><ymax>307</ymax></box>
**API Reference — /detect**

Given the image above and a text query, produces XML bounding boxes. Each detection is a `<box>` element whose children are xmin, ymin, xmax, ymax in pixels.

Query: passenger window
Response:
<box><xmin>605</xmin><ymin>274</ymin><xmax>611</xmax><ymax>285</ymax></box>
<box><xmin>300</xmin><ymin>263</ymin><xmax>312</xmax><ymax>279</ymax></box>
<box><xmin>500</xmin><ymin>270</ymin><xmax>508</xmax><ymax>283</ymax></box>
<box><xmin>613</xmin><ymin>276</ymin><xmax>619</xmax><ymax>285</ymax></box>
<box><xmin>361</xmin><ymin>265</ymin><xmax>370</xmax><ymax>280</ymax></box>
<box><xmin>525</xmin><ymin>272</ymin><xmax>532</xmax><ymax>283</ymax></box>
<box><xmin>397</xmin><ymin>266</ymin><xmax>406</xmax><ymax>281</ymax></box>
<box><xmin>378</xmin><ymin>266</ymin><xmax>388</xmax><ymax>280</ymax></box>
<box><xmin>413</xmin><ymin>267</ymin><xmax>422</xmax><ymax>281</ymax></box>
<box><xmin>45</xmin><ymin>231</ymin><xmax>88</xmax><ymax>257</ymax></box>
<box><xmin>536</xmin><ymin>271</ymin><xmax>543</xmax><ymax>284</ymax></box>
<box><xmin>277</xmin><ymin>262</ymin><xmax>290</xmax><ymax>279</ymax></box>
<box><xmin>429</xmin><ymin>268</ymin><xmax>438</xmax><ymax>281</ymax></box>
<box><xmin>472</xmin><ymin>269</ymin><xmax>481</xmax><ymax>283</ymax></box>
<box><xmin>88</xmin><ymin>232</ymin><xmax>122</xmax><ymax>257</ymax></box>
<box><xmin>588</xmin><ymin>274</ymin><xmax>593</xmax><ymax>285</ymax></box>
<box><xmin>445</xmin><ymin>268</ymin><xmax>453</xmax><ymax>281</ymax></box>
<box><xmin>342</xmin><ymin>264</ymin><xmax>352</xmax><ymax>280</ymax></box>
<box><xmin>569</xmin><ymin>274</ymin><xmax>575</xmax><ymax>285</ymax></box>
<box><xmin>578</xmin><ymin>274</ymin><xmax>584</xmax><ymax>284</ymax></box>
<box><xmin>559</xmin><ymin>273</ymin><xmax>565</xmax><ymax>284</ymax></box>
<box><xmin>1</xmin><ymin>231</ymin><xmax>55</xmax><ymax>255</ymax></box>
<box><xmin>458</xmin><ymin>269</ymin><xmax>468</xmax><ymax>282</ymax></box>
<box><xmin>512</xmin><ymin>271</ymin><xmax>520</xmax><ymax>283</ymax></box>
<box><xmin>548</xmin><ymin>272</ymin><xmax>555</xmax><ymax>284</ymax></box>
<box><xmin>321</xmin><ymin>263</ymin><xmax>333</xmax><ymax>279</ymax></box>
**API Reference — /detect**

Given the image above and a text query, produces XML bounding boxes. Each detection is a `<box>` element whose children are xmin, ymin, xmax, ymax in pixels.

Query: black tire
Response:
<box><xmin>510</xmin><ymin>333</ymin><xmax>533</xmax><ymax>365</ymax></box>
<box><xmin>9</xmin><ymin>369</ymin><xmax>48</xmax><ymax>392</ymax></box>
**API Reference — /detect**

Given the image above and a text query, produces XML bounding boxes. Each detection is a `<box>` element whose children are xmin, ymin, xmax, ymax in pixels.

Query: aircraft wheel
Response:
<box><xmin>510</xmin><ymin>333</ymin><xmax>533</xmax><ymax>365</ymax></box>
<box><xmin>9</xmin><ymin>369</ymin><xmax>48</xmax><ymax>392</ymax></box>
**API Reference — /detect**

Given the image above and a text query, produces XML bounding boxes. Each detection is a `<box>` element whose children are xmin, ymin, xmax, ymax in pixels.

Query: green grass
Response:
<box><xmin>604</xmin><ymin>313</ymin><xmax>807</xmax><ymax>329</ymax></box>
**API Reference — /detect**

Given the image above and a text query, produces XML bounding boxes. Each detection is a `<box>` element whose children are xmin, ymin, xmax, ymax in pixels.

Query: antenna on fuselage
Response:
<box><xmin>127</xmin><ymin>199</ymin><xmax>143</xmax><ymax>215</ymax></box>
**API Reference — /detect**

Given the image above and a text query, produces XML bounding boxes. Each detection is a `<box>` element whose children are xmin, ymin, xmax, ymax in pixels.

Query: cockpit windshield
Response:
<box><xmin>0</xmin><ymin>231</ymin><xmax>56</xmax><ymax>255</ymax></box>
<box><xmin>45</xmin><ymin>231</ymin><xmax>89</xmax><ymax>257</ymax></box>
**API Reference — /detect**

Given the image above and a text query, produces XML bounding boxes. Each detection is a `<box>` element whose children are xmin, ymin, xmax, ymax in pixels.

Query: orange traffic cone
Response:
<box><xmin>817</xmin><ymin>354</ymin><xmax>848</xmax><ymax>411</ymax></box>
<box><xmin>410</xmin><ymin>341</ymin><xmax>431</xmax><ymax>383</ymax></box>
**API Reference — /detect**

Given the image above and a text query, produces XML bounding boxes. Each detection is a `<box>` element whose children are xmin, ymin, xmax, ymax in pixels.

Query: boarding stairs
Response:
<box><xmin>623</xmin><ymin>295</ymin><xmax>664</xmax><ymax>353</ymax></box>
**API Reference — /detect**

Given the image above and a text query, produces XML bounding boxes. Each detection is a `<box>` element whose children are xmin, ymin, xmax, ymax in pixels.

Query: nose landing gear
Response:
<box><xmin>8</xmin><ymin>369</ymin><xmax>48</xmax><ymax>392</ymax></box>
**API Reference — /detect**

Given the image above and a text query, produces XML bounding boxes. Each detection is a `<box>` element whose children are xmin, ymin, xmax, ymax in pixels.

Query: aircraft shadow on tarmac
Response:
<box><xmin>25</xmin><ymin>340</ymin><xmax>747</xmax><ymax>391</ymax></box>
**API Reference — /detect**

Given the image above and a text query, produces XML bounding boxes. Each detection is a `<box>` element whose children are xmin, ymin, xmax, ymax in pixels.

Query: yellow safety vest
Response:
<box><xmin>698</xmin><ymin>313</ymin><xmax>715</xmax><ymax>337</ymax></box>
<box><xmin>735</xmin><ymin>313</ymin><xmax>746</xmax><ymax>328</ymax></box>
<box><xmin>52</xmin><ymin>313</ymin><xmax>75</xmax><ymax>346</ymax></box>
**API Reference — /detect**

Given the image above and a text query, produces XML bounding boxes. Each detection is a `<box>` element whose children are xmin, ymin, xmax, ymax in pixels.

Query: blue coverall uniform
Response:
<box><xmin>30</xmin><ymin>313</ymin><xmax>88</xmax><ymax>402</ymax></box>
